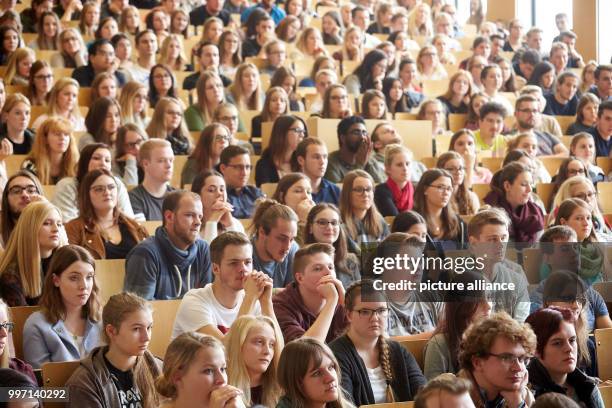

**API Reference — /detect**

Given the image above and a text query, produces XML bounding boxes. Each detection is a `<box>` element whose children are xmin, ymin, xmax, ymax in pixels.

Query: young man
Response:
<box><xmin>587</xmin><ymin>100</ymin><xmax>612</xmax><ymax>157</ymax></box>
<box><xmin>558</xmin><ymin>31</ymin><xmax>585</xmax><ymax>68</ymax></box>
<box><xmin>183</xmin><ymin>42</ymin><xmax>231</xmax><ymax>90</ymax></box>
<box><xmin>273</xmin><ymin>243</ymin><xmax>347</xmax><ymax>343</ymax></box>
<box><xmin>548</xmin><ymin>42</ymin><xmax>569</xmax><ymax>75</ymax></box>
<box><xmin>370</xmin><ymin>122</ymin><xmax>426</xmax><ymax>183</ymax></box>
<box><xmin>467</xmin><ymin>209</ymin><xmax>531</xmax><ymax>323</ymax></box>
<box><xmin>220</xmin><ymin>145</ymin><xmax>264</xmax><ymax>219</ymax></box>
<box><xmin>124</xmin><ymin>191</ymin><xmax>213</xmax><ymax>300</ymax></box>
<box><xmin>129</xmin><ymin>139</ymin><xmax>176</xmax><ymax>221</ymax></box>
<box><xmin>519</xmin><ymin>86</ymin><xmax>564</xmax><ymax>138</ymax></box>
<box><xmin>252</xmin><ymin>202</ymin><xmax>299</xmax><ymax>288</ymax></box>
<box><xmin>325</xmin><ymin>115</ymin><xmax>385</xmax><ymax>184</ymax></box>
<box><xmin>72</xmin><ymin>39</ymin><xmax>126</xmax><ymax>87</ymax></box>
<box><xmin>514</xmin><ymin>94</ymin><xmax>569</xmax><ymax>157</ymax></box>
<box><xmin>295</xmin><ymin>138</ymin><xmax>340</xmax><ymax>205</ymax></box>
<box><xmin>458</xmin><ymin>312</ymin><xmax>536</xmax><ymax>407</ymax></box>
<box><xmin>172</xmin><ymin>231</ymin><xmax>276</xmax><ymax>340</ymax></box>
<box><xmin>543</xmin><ymin>71</ymin><xmax>579</xmax><ymax>116</ymax></box>
<box><xmin>126</xmin><ymin>30</ymin><xmax>158</xmax><ymax>84</ymax></box>
<box><xmin>309</xmin><ymin>68</ymin><xmax>337</xmax><ymax>113</ymax></box>
<box><xmin>513</xmin><ymin>49</ymin><xmax>541</xmax><ymax>82</ymax></box>
<box><xmin>190</xmin><ymin>0</ymin><xmax>231</xmax><ymax>26</ymax></box>
<box><xmin>588</xmin><ymin>65</ymin><xmax>612</xmax><ymax>102</ymax></box>
<box><xmin>240</xmin><ymin>0</ymin><xmax>286</xmax><ymax>25</ymax></box>
<box><xmin>351</xmin><ymin>6</ymin><xmax>380</xmax><ymax>48</ymax></box>
<box><xmin>474</xmin><ymin>102</ymin><xmax>507</xmax><ymax>157</ymax></box>
<box><xmin>413</xmin><ymin>373</ymin><xmax>475</xmax><ymax>408</ymax></box>
<box><xmin>241</xmin><ymin>14</ymin><xmax>275</xmax><ymax>58</ymax></box>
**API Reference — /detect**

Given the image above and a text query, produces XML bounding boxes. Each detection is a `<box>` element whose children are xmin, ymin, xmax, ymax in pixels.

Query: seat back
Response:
<box><xmin>149</xmin><ymin>299</ymin><xmax>182</xmax><ymax>358</ymax></box>
<box><xmin>9</xmin><ymin>306</ymin><xmax>41</xmax><ymax>360</ymax></box>
<box><xmin>595</xmin><ymin>328</ymin><xmax>612</xmax><ymax>381</ymax></box>
<box><xmin>41</xmin><ymin>361</ymin><xmax>81</xmax><ymax>387</ymax></box>
<box><xmin>359</xmin><ymin>402</ymin><xmax>415</xmax><ymax>408</ymax></box>
<box><xmin>95</xmin><ymin>259</ymin><xmax>126</xmax><ymax>304</ymax></box>
<box><xmin>394</xmin><ymin>337</ymin><xmax>429</xmax><ymax>371</ymax></box>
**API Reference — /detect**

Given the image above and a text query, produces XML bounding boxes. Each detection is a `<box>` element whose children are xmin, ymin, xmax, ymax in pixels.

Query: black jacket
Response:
<box><xmin>374</xmin><ymin>182</ymin><xmax>399</xmax><ymax>217</ymax></box>
<box><xmin>528</xmin><ymin>358</ymin><xmax>603</xmax><ymax>408</ymax></box>
<box><xmin>329</xmin><ymin>334</ymin><xmax>426</xmax><ymax>406</ymax></box>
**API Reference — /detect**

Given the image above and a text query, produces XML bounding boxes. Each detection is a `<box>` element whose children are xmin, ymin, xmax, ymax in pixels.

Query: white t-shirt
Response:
<box><xmin>171</xmin><ymin>284</ymin><xmax>261</xmax><ymax>339</ymax></box>
<box><xmin>366</xmin><ymin>366</ymin><xmax>387</xmax><ymax>403</ymax></box>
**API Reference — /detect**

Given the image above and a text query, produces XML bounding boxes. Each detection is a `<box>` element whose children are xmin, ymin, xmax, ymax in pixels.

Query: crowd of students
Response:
<box><xmin>0</xmin><ymin>0</ymin><xmax>612</xmax><ymax>406</ymax></box>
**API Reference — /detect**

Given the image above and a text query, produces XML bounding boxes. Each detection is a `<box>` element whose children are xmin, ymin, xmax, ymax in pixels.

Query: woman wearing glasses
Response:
<box><xmin>65</xmin><ymin>168</ymin><xmax>147</xmax><ymax>260</ymax></box>
<box><xmin>436</xmin><ymin>151</ymin><xmax>479</xmax><ymax>216</ymax></box>
<box><xmin>51</xmin><ymin>28</ymin><xmax>87</xmax><ymax>69</ymax></box>
<box><xmin>549</xmin><ymin>158</ymin><xmax>589</xmax><ymax>205</ymax></box>
<box><xmin>213</xmin><ymin>103</ymin><xmax>254</xmax><ymax>154</ymax></box>
<box><xmin>0</xmin><ymin>299</ymin><xmax>36</xmax><ymax>382</ymax></box>
<box><xmin>146</xmin><ymin>97</ymin><xmax>192</xmax><ymax>156</ymax></box>
<box><xmin>329</xmin><ymin>280</ymin><xmax>426</xmax><ymax>406</ymax></box>
<box><xmin>413</xmin><ymin>169</ymin><xmax>467</xmax><ymax>250</ymax></box>
<box><xmin>180</xmin><ymin>123</ymin><xmax>231</xmax><ymax>186</ymax></box>
<box><xmin>113</xmin><ymin>124</ymin><xmax>146</xmax><ymax>186</ymax></box>
<box><xmin>526</xmin><ymin>307</ymin><xmax>604</xmax><ymax>407</ymax></box>
<box><xmin>304</xmin><ymin>203</ymin><xmax>361</xmax><ymax>289</ymax></box>
<box><xmin>148</xmin><ymin>64</ymin><xmax>178</xmax><ymax>108</ymax></box>
<box><xmin>340</xmin><ymin>170</ymin><xmax>389</xmax><ymax>255</ymax></box>
<box><xmin>26</xmin><ymin>61</ymin><xmax>54</xmax><ymax>107</ymax></box>
<box><xmin>255</xmin><ymin>115</ymin><xmax>307</xmax><ymax>187</ymax></box>
<box><xmin>0</xmin><ymin>170</ymin><xmax>44</xmax><ymax>246</ymax></box>
<box><xmin>317</xmin><ymin>84</ymin><xmax>353</xmax><ymax>119</ymax></box>
<box><xmin>0</xmin><ymin>94</ymin><xmax>34</xmax><ymax>155</ymax></box>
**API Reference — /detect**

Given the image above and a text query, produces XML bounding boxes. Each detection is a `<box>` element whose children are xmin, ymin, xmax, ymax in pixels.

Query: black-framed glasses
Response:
<box><xmin>315</xmin><ymin>219</ymin><xmax>341</xmax><ymax>227</ymax></box>
<box><xmin>486</xmin><ymin>352</ymin><xmax>531</xmax><ymax>366</ymax></box>
<box><xmin>288</xmin><ymin>127</ymin><xmax>306</xmax><ymax>135</ymax></box>
<box><xmin>8</xmin><ymin>185</ymin><xmax>38</xmax><ymax>195</ymax></box>
<box><xmin>355</xmin><ymin>308</ymin><xmax>389</xmax><ymax>319</ymax></box>
<box><xmin>0</xmin><ymin>322</ymin><xmax>15</xmax><ymax>332</ymax></box>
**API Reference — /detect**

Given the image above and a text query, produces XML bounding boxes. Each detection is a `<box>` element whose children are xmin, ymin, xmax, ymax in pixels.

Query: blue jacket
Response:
<box><xmin>124</xmin><ymin>226</ymin><xmax>213</xmax><ymax>300</ymax></box>
<box><xmin>23</xmin><ymin>311</ymin><xmax>102</xmax><ymax>369</ymax></box>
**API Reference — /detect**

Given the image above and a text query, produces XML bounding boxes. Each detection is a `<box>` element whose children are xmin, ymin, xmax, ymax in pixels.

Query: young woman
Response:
<box><xmin>181</xmin><ymin>124</ymin><xmax>230</xmax><ymax>186</ymax></box>
<box><xmin>333</xmin><ymin>26</ymin><xmax>364</xmax><ymax>64</ymax></box>
<box><xmin>29</xmin><ymin>11</ymin><xmax>60</xmax><ymax>50</ymax></box>
<box><xmin>432</xmin><ymin>34</ymin><xmax>456</xmax><ymax>66</ymax></box>
<box><xmin>66</xmin><ymin>169</ymin><xmax>147</xmax><ymax>259</ymax></box>
<box><xmin>322</xmin><ymin>10</ymin><xmax>343</xmax><ymax>45</ymax></box>
<box><xmin>567</xmin><ymin>94</ymin><xmax>600</xmax><ymax>136</ymax></box>
<box><xmin>95</xmin><ymin>16</ymin><xmax>119</xmax><ymax>41</ymax></box>
<box><xmin>550</xmin><ymin>157</ymin><xmax>590</xmax><ymax>202</ymax></box>
<box><xmin>415</xmin><ymin>45</ymin><xmax>447</xmax><ymax>82</ymax></box>
<box><xmin>270</xmin><ymin>67</ymin><xmax>304</xmax><ymax>112</ymax></box>
<box><xmin>31</xmin><ymin>77</ymin><xmax>85</xmax><ymax>132</ymax></box>
<box><xmin>408</xmin><ymin>2</ymin><xmax>433</xmax><ymax>37</ymax></box>
<box><xmin>437</xmin><ymin>70</ymin><xmax>473</xmax><ymax>115</ymax></box>
<box><xmin>227</xmin><ymin>63</ymin><xmax>264</xmax><ymax>112</ymax></box>
<box><xmin>317</xmin><ymin>84</ymin><xmax>353</xmax><ymax>119</ymax></box>
<box><xmin>423</xmin><ymin>270</ymin><xmax>492</xmax><ymax>379</ymax></box>
<box><xmin>344</xmin><ymin>50</ymin><xmax>387</xmax><ymax>95</ymax></box>
<box><xmin>390</xmin><ymin>210</ymin><xmax>428</xmax><ymax>239</ymax></box>
<box><xmin>78</xmin><ymin>96</ymin><xmax>122</xmax><ymax>151</ymax></box>
<box><xmin>340</xmin><ymin>170</ymin><xmax>389</xmax><ymax>255</ymax></box>
<box><xmin>158</xmin><ymin>34</ymin><xmax>188</xmax><ymax>72</ymax></box>
<box><xmin>275</xmin><ymin>15</ymin><xmax>301</xmax><ymax>44</ymax></box>
<box><xmin>169</xmin><ymin>9</ymin><xmax>189</xmax><ymax>38</ymax></box>
<box><xmin>146</xmin><ymin>97</ymin><xmax>192</xmax><ymax>156</ymax></box>
<box><xmin>78</xmin><ymin>1</ymin><xmax>100</xmax><ymax>38</ymax></box>
<box><xmin>481</xmin><ymin>64</ymin><xmax>514</xmax><ymax>115</ymax></box>
<box><xmin>251</xmin><ymin>87</ymin><xmax>289</xmax><ymax>142</ymax></box>
<box><xmin>413</xmin><ymin>169</ymin><xmax>467</xmax><ymax>250</ymax></box>
<box><xmin>271</xmin><ymin>173</ymin><xmax>316</xmax><ymax>239</ymax></box>
<box><xmin>91</xmin><ymin>72</ymin><xmax>119</xmax><ymax>103</ymax></box>
<box><xmin>374</xmin><ymin>144</ymin><xmax>414</xmax><ymax>217</ymax></box>
<box><xmin>484</xmin><ymin>162</ymin><xmax>545</xmax><ymax>244</ymax></box>
<box><xmin>114</xmin><ymin>124</ymin><xmax>146</xmax><ymax>186</ymax></box>
<box><xmin>506</xmin><ymin>133</ymin><xmax>551</xmax><ymax>183</ymax></box>
<box><xmin>0</xmin><ymin>201</ymin><xmax>63</xmax><ymax>306</ymax></box>
<box><xmin>119</xmin><ymin>6</ymin><xmax>141</xmax><ymax>41</ymax></box>
<box><xmin>148</xmin><ymin>64</ymin><xmax>178</xmax><ymax>108</ymax></box>
<box><xmin>0</xmin><ymin>170</ymin><xmax>44</xmax><ymax>246</ymax></box>
<box><xmin>190</xmin><ymin>170</ymin><xmax>244</xmax><ymax>243</ymax></box>
<box><xmin>0</xmin><ymin>299</ymin><xmax>36</xmax><ymax>382</ymax></box>
<box><xmin>22</xmin><ymin>116</ymin><xmax>79</xmax><ymax>185</ymax></box>
<box><xmin>382</xmin><ymin>77</ymin><xmax>409</xmax><ymax>115</ymax></box>
<box><xmin>436</xmin><ymin>151</ymin><xmax>480</xmax><ymax>215</ymax></box>
<box><xmin>23</xmin><ymin>245</ymin><xmax>102</xmax><ymax>368</ymax></box>
<box><xmin>570</xmin><ymin>132</ymin><xmax>606</xmax><ymax>184</ymax></box>
<box><xmin>294</xmin><ymin>27</ymin><xmax>328</xmax><ymax>60</ymax></box>
<box><xmin>66</xmin><ymin>292</ymin><xmax>162</xmax><ymax>408</ymax></box>
<box><xmin>397</xmin><ymin>59</ymin><xmax>425</xmax><ymax>110</ymax></box>
<box><xmin>156</xmin><ymin>332</ymin><xmax>245</xmax><ymax>408</ymax></box>
<box><xmin>493</xmin><ymin>56</ymin><xmax>519</xmax><ymax>92</ymax></box>
<box><xmin>119</xmin><ymin>81</ymin><xmax>150</xmax><ymax>130</ymax></box>
<box><xmin>448</xmin><ymin>129</ymin><xmax>493</xmax><ymax>185</ymax></box>
<box><xmin>27</xmin><ymin>60</ymin><xmax>54</xmax><ymax>106</ymax></box>
<box><xmin>526</xmin><ymin>307</ymin><xmax>604</xmax><ymax>407</ymax></box>
<box><xmin>225</xmin><ymin>315</ymin><xmax>284</xmax><ymax>407</ymax></box>
<box><xmin>304</xmin><ymin>203</ymin><xmax>361</xmax><ymax>289</ymax></box>
<box><xmin>579</xmin><ymin>60</ymin><xmax>598</xmax><ymax>95</ymax></box>
<box><xmin>527</xmin><ymin>61</ymin><xmax>556</xmax><ymax>94</ymax></box>
<box><xmin>464</xmin><ymin>92</ymin><xmax>489</xmax><ymax>130</ymax></box>
<box><xmin>218</xmin><ymin>30</ymin><xmax>242</xmax><ymax>79</ymax></box>
<box><xmin>0</xmin><ymin>26</ymin><xmax>21</xmax><ymax>65</ymax></box>
<box><xmin>329</xmin><ymin>280</ymin><xmax>426</xmax><ymax>405</ymax></box>
<box><xmin>4</xmin><ymin>47</ymin><xmax>35</xmax><ymax>86</ymax></box>
<box><xmin>201</xmin><ymin>17</ymin><xmax>223</xmax><ymax>45</ymax></box>
<box><xmin>145</xmin><ymin>8</ymin><xmax>169</xmax><ymax>45</ymax></box>
<box><xmin>416</xmin><ymin>99</ymin><xmax>448</xmax><ymax>137</ymax></box>
<box><xmin>360</xmin><ymin>90</ymin><xmax>387</xmax><ymax>120</ymax></box>
<box><xmin>184</xmin><ymin>72</ymin><xmax>225</xmax><ymax>132</ymax></box>
<box><xmin>213</xmin><ymin>103</ymin><xmax>253</xmax><ymax>153</ymax></box>
<box><xmin>52</xmin><ymin>142</ymin><xmax>135</xmax><ymax>221</ymax></box>
<box><xmin>255</xmin><ymin>115</ymin><xmax>307</xmax><ymax>186</ymax></box>
<box><xmin>298</xmin><ymin>56</ymin><xmax>336</xmax><ymax>88</ymax></box>
<box><xmin>276</xmin><ymin>337</ymin><xmax>356</xmax><ymax>408</ymax></box>
<box><xmin>0</xmin><ymin>93</ymin><xmax>35</xmax><ymax>155</ymax></box>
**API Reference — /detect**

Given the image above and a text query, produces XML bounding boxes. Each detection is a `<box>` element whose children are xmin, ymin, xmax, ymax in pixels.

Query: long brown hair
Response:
<box><xmin>39</xmin><ymin>245</ymin><xmax>102</xmax><ymax>324</ymax></box>
<box><xmin>554</xmin><ymin>198</ymin><xmax>598</xmax><ymax>242</ymax></box>
<box><xmin>189</xmin><ymin>123</ymin><xmax>230</xmax><ymax>172</ymax></box>
<box><xmin>436</xmin><ymin>151</ymin><xmax>476</xmax><ymax>215</ymax></box>
<box><xmin>78</xmin><ymin>168</ymin><xmax>120</xmax><ymax>229</ymax></box>
<box><xmin>413</xmin><ymin>169</ymin><xmax>460</xmax><ymax>239</ymax></box>
<box><xmin>339</xmin><ymin>170</ymin><xmax>385</xmax><ymax>241</ymax></box>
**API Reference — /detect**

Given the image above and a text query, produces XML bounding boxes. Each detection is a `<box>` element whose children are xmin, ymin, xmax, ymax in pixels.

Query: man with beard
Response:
<box><xmin>124</xmin><ymin>191</ymin><xmax>213</xmax><ymax>300</ymax></box>
<box><xmin>325</xmin><ymin>115</ymin><xmax>385</xmax><ymax>183</ymax></box>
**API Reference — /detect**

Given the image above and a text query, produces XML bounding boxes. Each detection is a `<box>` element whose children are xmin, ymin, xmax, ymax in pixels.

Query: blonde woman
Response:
<box><xmin>28</xmin><ymin>11</ymin><xmax>60</xmax><ymax>50</ymax></box>
<box><xmin>158</xmin><ymin>34</ymin><xmax>188</xmax><ymax>72</ymax></box>
<box><xmin>294</xmin><ymin>27</ymin><xmax>328</xmax><ymax>60</ymax></box>
<box><xmin>31</xmin><ymin>77</ymin><xmax>85</xmax><ymax>132</ymax></box>
<box><xmin>437</xmin><ymin>70</ymin><xmax>473</xmax><ymax>114</ymax></box>
<box><xmin>119</xmin><ymin>5</ymin><xmax>141</xmax><ymax>42</ymax></box>
<box><xmin>4</xmin><ymin>47</ymin><xmax>35</xmax><ymax>86</ymax></box>
<box><xmin>415</xmin><ymin>45</ymin><xmax>447</xmax><ymax>82</ymax></box>
<box><xmin>225</xmin><ymin>315</ymin><xmax>284</xmax><ymax>407</ymax></box>
<box><xmin>50</xmin><ymin>28</ymin><xmax>88</xmax><ymax>68</ymax></box>
<box><xmin>408</xmin><ymin>2</ymin><xmax>433</xmax><ymax>38</ymax></box>
<box><xmin>218</xmin><ymin>30</ymin><xmax>242</xmax><ymax>78</ymax></box>
<box><xmin>227</xmin><ymin>63</ymin><xmax>264</xmax><ymax>111</ymax></box>
<box><xmin>201</xmin><ymin>17</ymin><xmax>224</xmax><ymax>44</ymax></box>
<box><xmin>251</xmin><ymin>86</ymin><xmax>289</xmax><ymax>141</ymax></box>
<box><xmin>118</xmin><ymin>81</ymin><xmax>150</xmax><ymax>129</ymax></box>
<box><xmin>146</xmin><ymin>97</ymin><xmax>192</xmax><ymax>155</ymax></box>
<box><xmin>22</xmin><ymin>117</ymin><xmax>79</xmax><ymax>185</ymax></box>
<box><xmin>0</xmin><ymin>93</ymin><xmax>34</xmax><ymax>154</ymax></box>
<box><xmin>417</xmin><ymin>99</ymin><xmax>449</xmax><ymax>136</ymax></box>
<box><xmin>334</xmin><ymin>26</ymin><xmax>364</xmax><ymax>63</ymax></box>
<box><xmin>185</xmin><ymin>71</ymin><xmax>225</xmax><ymax>132</ymax></box>
<box><xmin>78</xmin><ymin>2</ymin><xmax>100</xmax><ymax>38</ymax></box>
<box><xmin>0</xmin><ymin>201</ymin><xmax>64</xmax><ymax>306</ymax></box>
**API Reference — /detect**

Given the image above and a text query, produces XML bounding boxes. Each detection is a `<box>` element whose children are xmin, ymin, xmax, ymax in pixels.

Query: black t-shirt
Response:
<box><xmin>104</xmin><ymin>222</ymin><xmax>138</xmax><ymax>260</ymax></box>
<box><xmin>104</xmin><ymin>354</ymin><xmax>143</xmax><ymax>408</ymax></box>
<box><xmin>0</xmin><ymin>126</ymin><xmax>35</xmax><ymax>155</ymax></box>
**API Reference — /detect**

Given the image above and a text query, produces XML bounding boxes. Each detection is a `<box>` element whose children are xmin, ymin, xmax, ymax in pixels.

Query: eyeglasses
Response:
<box><xmin>330</xmin><ymin>94</ymin><xmax>348</xmax><ymax>101</ymax></box>
<box><xmin>215</xmin><ymin>134</ymin><xmax>230</xmax><ymax>142</ymax></box>
<box><xmin>125</xmin><ymin>138</ymin><xmax>143</xmax><ymax>148</ymax></box>
<box><xmin>444</xmin><ymin>166</ymin><xmax>465</xmax><ymax>173</ymax></box>
<box><xmin>8</xmin><ymin>185</ymin><xmax>38</xmax><ymax>195</ymax></box>
<box><xmin>288</xmin><ymin>127</ymin><xmax>306</xmax><ymax>135</ymax></box>
<box><xmin>90</xmin><ymin>184</ymin><xmax>117</xmax><ymax>194</ymax></box>
<box><xmin>567</xmin><ymin>168</ymin><xmax>585</xmax><ymax>176</ymax></box>
<box><xmin>0</xmin><ymin>322</ymin><xmax>14</xmax><ymax>332</ymax></box>
<box><xmin>226</xmin><ymin>164</ymin><xmax>252</xmax><ymax>171</ymax></box>
<box><xmin>315</xmin><ymin>219</ymin><xmax>341</xmax><ymax>227</ymax></box>
<box><xmin>354</xmin><ymin>307</ymin><xmax>389</xmax><ymax>319</ymax></box>
<box><xmin>352</xmin><ymin>187</ymin><xmax>373</xmax><ymax>194</ymax></box>
<box><xmin>34</xmin><ymin>74</ymin><xmax>53</xmax><ymax>80</ymax></box>
<box><xmin>429</xmin><ymin>184</ymin><xmax>453</xmax><ymax>193</ymax></box>
<box><xmin>486</xmin><ymin>352</ymin><xmax>531</xmax><ymax>366</ymax></box>
<box><xmin>573</xmin><ymin>191</ymin><xmax>596</xmax><ymax>201</ymax></box>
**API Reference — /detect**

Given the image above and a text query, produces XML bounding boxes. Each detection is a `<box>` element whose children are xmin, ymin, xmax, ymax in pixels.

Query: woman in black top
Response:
<box><xmin>0</xmin><ymin>93</ymin><xmax>34</xmax><ymax>154</ymax></box>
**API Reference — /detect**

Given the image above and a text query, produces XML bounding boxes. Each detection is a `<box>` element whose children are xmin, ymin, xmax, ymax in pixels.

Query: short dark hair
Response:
<box><xmin>594</xmin><ymin>64</ymin><xmax>612</xmax><ymax>80</ymax></box>
<box><xmin>88</xmin><ymin>38</ymin><xmax>112</xmax><ymax>56</ymax></box>
<box><xmin>556</xmin><ymin>71</ymin><xmax>578</xmax><ymax>86</ymax></box>
<box><xmin>210</xmin><ymin>231</ymin><xmax>251</xmax><ymax>264</ymax></box>
<box><xmin>111</xmin><ymin>32</ymin><xmax>129</xmax><ymax>48</ymax></box>
<box><xmin>196</xmin><ymin>41</ymin><xmax>217</xmax><ymax>57</ymax></box>
<box><xmin>520</xmin><ymin>49</ymin><xmax>542</xmax><ymax>66</ymax></box>
<box><xmin>220</xmin><ymin>145</ymin><xmax>249</xmax><ymax>166</ymax></box>
<box><xmin>162</xmin><ymin>191</ymin><xmax>201</xmax><ymax>226</ymax></box>
<box><xmin>479</xmin><ymin>101</ymin><xmax>507</xmax><ymax>120</ymax></box>
<box><xmin>351</xmin><ymin>5</ymin><xmax>367</xmax><ymax>18</ymax></box>
<box><xmin>559</xmin><ymin>31</ymin><xmax>577</xmax><ymax>41</ymax></box>
<box><xmin>337</xmin><ymin>115</ymin><xmax>365</xmax><ymax>141</ymax></box>
<box><xmin>598</xmin><ymin>100</ymin><xmax>612</xmax><ymax>118</ymax></box>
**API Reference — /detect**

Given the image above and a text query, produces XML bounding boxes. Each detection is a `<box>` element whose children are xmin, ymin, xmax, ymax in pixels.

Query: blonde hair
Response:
<box><xmin>384</xmin><ymin>143</ymin><xmax>412</xmax><ymax>167</ymax></box>
<box><xmin>228</xmin><ymin>63</ymin><xmax>263</xmax><ymax>111</ymax></box>
<box><xmin>158</xmin><ymin>34</ymin><xmax>187</xmax><ymax>71</ymax></box>
<box><xmin>296</xmin><ymin>27</ymin><xmax>328</xmax><ymax>58</ymax></box>
<box><xmin>25</xmin><ymin>116</ymin><xmax>79</xmax><ymax>184</ymax></box>
<box><xmin>1</xmin><ymin>93</ymin><xmax>31</xmax><ymax>117</ymax></box>
<box><xmin>156</xmin><ymin>332</ymin><xmax>225</xmax><ymax>399</ymax></box>
<box><xmin>146</xmin><ymin>96</ymin><xmax>192</xmax><ymax>151</ymax></box>
<box><xmin>408</xmin><ymin>3</ymin><xmax>433</xmax><ymax>37</ymax></box>
<box><xmin>118</xmin><ymin>81</ymin><xmax>148</xmax><ymax>128</ymax></box>
<box><xmin>0</xmin><ymin>201</ymin><xmax>62</xmax><ymax>299</ymax></box>
<box><xmin>0</xmin><ymin>299</ymin><xmax>11</xmax><ymax>367</ymax></box>
<box><xmin>139</xmin><ymin>138</ymin><xmax>172</xmax><ymax>162</ymax></box>
<box><xmin>225</xmin><ymin>316</ymin><xmax>284</xmax><ymax>406</ymax></box>
<box><xmin>195</xmin><ymin>71</ymin><xmax>224</xmax><ymax>124</ymax></box>
<box><xmin>340</xmin><ymin>170</ymin><xmax>385</xmax><ymax>241</ymax></box>
<box><xmin>5</xmin><ymin>47</ymin><xmax>35</xmax><ymax>85</ymax></box>
<box><xmin>45</xmin><ymin>77</ymin><xmax>83</xmax><ymax>120</ymax></box>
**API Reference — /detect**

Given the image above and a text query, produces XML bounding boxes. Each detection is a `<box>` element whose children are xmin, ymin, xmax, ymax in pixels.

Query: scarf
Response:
<box><xmin>579</xmin><ymin>242</ymin><xmax>603</xmax><ymax>283</ymax></box>
<box><xmin>387</xmin><ymin>178</ymin><xmax>414</xmax><ymax>212</ymax></box>
<box><xmin>484</xmin><ymin>191</ymin><xmax>544</xmax><ymax>244</ymax></box>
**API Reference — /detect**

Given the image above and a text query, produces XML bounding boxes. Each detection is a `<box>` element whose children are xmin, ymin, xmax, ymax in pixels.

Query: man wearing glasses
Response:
<box><xmin>220</xmin><ymin>145</ymin><xmax>264</xmax><ymax>219</ymax></box>
<box><xmin>325</xmin><ymin>115</ymin><xmax>385</xmax><ymax>184</ymax></box>
<box><xmin>72</xmin><ymin>39</ymin><xmax>126</xmax><ymax>87</ymax></box>
<box><xmin>458</xmin><ymin>312</ymin><xmax>536</xmax><ymax>408</ymax></box>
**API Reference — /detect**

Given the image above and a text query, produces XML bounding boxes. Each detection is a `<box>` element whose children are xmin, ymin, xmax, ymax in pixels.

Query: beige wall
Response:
<box><xmin>486</xmin><ymin>0</ymin><xmax>517</xmax><ymax>24</ymax></box>
<box><xmin>572</xmin><ymin>0</ymin><xmax>598</xmax><ymax>62</ymax></box>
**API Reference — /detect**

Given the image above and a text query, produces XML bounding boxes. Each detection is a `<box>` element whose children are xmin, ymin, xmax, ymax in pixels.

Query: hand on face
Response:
<box><xmin>209</xmin><ymin>385</ymin><xmax>245</xmax><ymax>408</ymax></box>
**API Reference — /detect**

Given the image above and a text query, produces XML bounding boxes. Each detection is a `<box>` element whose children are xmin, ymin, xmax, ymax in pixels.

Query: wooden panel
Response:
<box><xmin>171</xmin><ymin>155</ymin><xmax>189</xmax><ymax>188</ymax></box>
<box><xmin>261</xmin><ymin>183</ymin><xmax>277</xmax><ymax>198</ymax></box>
<box><xmin>536</xmin><ymin>183</ymin><xmax>555</xmax><ymax>213</ymax></box>
<box><xmin>95</xmin><ymin>259</ymin><xmax>126</xmax><ymax>304</ymax></box>
<box><xmin>597</xmin><ymin>182</ymin><xmax>612</xmax><ymax>214</ymax></box>
<box><xmin>595</xmin><ymin>328</ymin><xmax>612</xmax><ymax>381</ymax></box>
<box><xmin>395</xmin><ymin>337</ymin><xmax>429</xmax><ymax>371</ymax></box>
<box><xmin>5</xmin><ymin>155</ymin><xmax>27</xmax><ymax>177</ymax></box>
<box><xmin>448</xmin><ymin>113</ymin><xmax>468</xmax><ymax>132</ymax></box>
<box><xmin>141</xmin><ymin>221</ymin><xmax>162</xmax><ymax>236</ymax></box>
<box><xmin>8</xmin><ymin>306</ymin><xmax>41</xmax><ymax>360</ymax></box>
<box><xmin>149</xmin><ymin>299</ymin><xmax>182</xmax><ymax>358</ymax></box>
<box><xmin>554</xmin><ymin>115</ymin><xmax>576</xmax><ymax>135</ymax></box>
<box><xmin>521</xmin><ymin>248</ymin><xmax>542</xmax><ymax>285</ymax></box>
